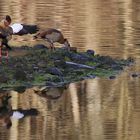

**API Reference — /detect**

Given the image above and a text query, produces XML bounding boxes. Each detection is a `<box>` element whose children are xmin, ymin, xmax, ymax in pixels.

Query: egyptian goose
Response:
<box><xmin>33</xmin><ymin>28</ymin><xmax>70</xmax><ymax>50</ymax></box>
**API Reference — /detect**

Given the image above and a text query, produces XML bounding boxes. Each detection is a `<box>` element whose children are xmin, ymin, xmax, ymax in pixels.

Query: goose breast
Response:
<box><xmin>45</xmin><ymin>32</ymin><xmax>62</xmax><ymax>42</ymax></box>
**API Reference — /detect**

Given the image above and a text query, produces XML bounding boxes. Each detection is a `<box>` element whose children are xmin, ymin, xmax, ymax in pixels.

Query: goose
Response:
<box><xmin>0</xmin><ymin>15</ymin><xmax>12</xmax><ymax>52</ymax></box>
<box><xmin>10</xmin><ymin>23</ymin><xmax>39</xmax><ymax>35</ymax></box>
<box><xmin>0</xmin><ymin>15</ymin><xmax>39</xmax><ymax>60</ymax></box>
<box><xmin>2</xmin><ymin>15</ymin><xmax>38</xmax><ymax>35</ymax></box>
<box><xmin>33</xmin><ymin>28</ymin><xmax>70</xmax><ymax>50</ymax></box>
<box><xmin>0</xmin><ymin>23</ymin><xmax>38</xmax><ymax>59</ymax></box>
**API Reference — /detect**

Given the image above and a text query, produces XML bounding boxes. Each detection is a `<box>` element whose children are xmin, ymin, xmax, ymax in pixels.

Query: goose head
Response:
<box><xmin>33</xmin><ymin>32</ymin><xmax>41</xmax><ymax>39</ymax></box>
<box><xmin>4</xmin><ymin>15</ymin><xmax>12</xmax><ymax>27</ymax></box>
<box><xmin>63</xmin><ymin>39</ymin><xmax>70</xmax><ymax>48</ymax></box>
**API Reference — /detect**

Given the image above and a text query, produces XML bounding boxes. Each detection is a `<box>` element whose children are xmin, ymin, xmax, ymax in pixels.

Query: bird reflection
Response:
<box><xmin>34</xmin><ymin>86</ymin><xmax>68</xmax><ymax>100</ymax></box>
<box><xmin>0</xmin><ymin>93</ymin><xmax>38</xmax><ymax>129</ymax></box>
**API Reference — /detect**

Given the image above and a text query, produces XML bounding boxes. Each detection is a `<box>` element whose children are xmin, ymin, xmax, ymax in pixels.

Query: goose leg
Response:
<box><xmin>50</xmin><ymin>41</ymin><xmax>55</xmax><ymax>51</ymax></box>
<box><xmin>6</xmin><ymin>50</ymin><xmax>8</xmax><ymax>63</ymax></box>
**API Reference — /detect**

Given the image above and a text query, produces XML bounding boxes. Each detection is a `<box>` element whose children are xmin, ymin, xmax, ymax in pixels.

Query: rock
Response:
<box><xmin>26</xmin><ymin>74</ymin><xmax>34</xmax><ymax>81</ymax></box>
<box><xmin>49</xmin><ymin>55</ymin><xmax>63</xmax><ymax>61</ymax></box>
<box><xmin>86</xmin><ymin>50</ymin><xmax>95</xmax><ymax>56</ymax></box>
<box><xmin>81</xmin><ymin>74</ymin><xmax>96</xmax><ymax>80</ymax></box>
<box><xmin>131</xmin><ymin>73</ymin><xmax>138</xmax><ymax>78</ymax></box>
<box><xmin>65</xmin><ymin>61</ymin><xmax>96</xmax><ymax>70</ymax></box>
<box><xmin>14</xmin><ymin>86</ymin><xmax>26</xmax><ymax>93</ymax></box>
<box><xmin>86</xmin><ymin>74</ymin><xmax>96</xmax><ymax>79</ymax></box>
<box><xmin>46</xmin><ymin>67</ymin><xmax>64</xmax><ymax>82</ymax></box>
<box><xmin>111</xmin><ymin>65</ymin><xmax>123</xmax><ymax>70</ymax></box>
<box><xmin>46</xmin><ymin>67</ymin><xmax>63</xmax><ymax>76</ymax></box>
<box><xmin>37</xmin><ymin>61</ymin><xmax>46</xmax><ymax>68</ymax></box>
<box><xmin>98</xmin><ymin>56</ymin><xmax>116</xmax><ymax>65</ymax></box>
<box><xmin>61</xmin><ymin>46</ymin><xmax>70</xmax><ymax>51</ymax></box>
<box><xmin>13</xmin><ymin>69</ymin><xmax>27</xmax><ymax>81</ymax></box>
<box><xmin>109</xmin><ymin>76</ymin><xmax>116</xmax><ymax>79</ymax></box>
<box><xmin>127</xmin><ymin>57</ymin><xmax>134</xmax><ymax>63</ymax></box>
<box><xmin>75</xmin><ymin>70</ymin><xmax>84</xmax><ymax>75</ymax></box>
<box><xmin>45</xmin><ymin>81</ymin><xmax>57</xmax><ymax>86</ymax></box>
<box><xmin>20</xmin><ymin>46</ymin><xmax>30</xmax><ymax>50</ymax></box>
<box><xmin>45</xmin><ymin>80</ymin><xmax>66</xmax><ymax>88</ymax></box>
<box><xmin>33</xmin><ymin>66</ymin><xmax>39</xmax><ymax>71</ymax></box>
<box><xmin>79</xmin><ymin>53</ymin><xmax>94</xmax><ymax>61</ymax></box>
<box><xmin>69</xmin><ymin>53</ymin><xmax>89</xmax><ymax>63</ymax></box>
<box><xmin>34</xmin><ymin>44</ymin><xmax>48</xmax><ymax>49</ymax></box>
<box><xmin>54</xmin><ymin>60</ymin><xmax>66</xmax><ymax>68</ymax></box>
<box><xmin>70</xmin><ymin>47</ymin><xmax>77</xmax><ymax>53</ymax></box>
<box><xmin>0</xmin><ymin>75</ymin><xmax>9</xmax><ymax>83</ymax></box>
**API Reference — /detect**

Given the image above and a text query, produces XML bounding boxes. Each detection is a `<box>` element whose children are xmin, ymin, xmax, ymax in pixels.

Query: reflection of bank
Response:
<box><xmin>0</xmin><ymin>93</ymin><xmax>38</xmax><ymax>129</ymax></box>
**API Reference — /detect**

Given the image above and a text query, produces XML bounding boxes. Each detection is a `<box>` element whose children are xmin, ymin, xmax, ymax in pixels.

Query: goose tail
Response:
<box><xmin>22</xmin><ymin>24</ymin><xmax>39</xmax><ymax>34</ymax></box>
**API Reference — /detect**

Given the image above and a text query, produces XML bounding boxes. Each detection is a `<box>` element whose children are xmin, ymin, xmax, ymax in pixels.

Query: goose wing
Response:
<box><xmin>10</xmin><ymin>23</ymin><xmax>39</xmax><ymax>35</ymax></box>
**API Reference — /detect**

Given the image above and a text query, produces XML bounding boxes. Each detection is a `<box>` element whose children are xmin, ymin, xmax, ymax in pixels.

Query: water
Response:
<box><xmin>0</xmin><ymin>0</ymin><xmax>140</xmax><ymax>140</ymax></box>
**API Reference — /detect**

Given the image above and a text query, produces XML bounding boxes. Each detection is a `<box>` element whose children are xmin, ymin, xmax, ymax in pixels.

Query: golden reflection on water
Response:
<box><xmin>0</xmin><ymin>0</ymin><xmax>140</xmax><ymax>140</ymax></box>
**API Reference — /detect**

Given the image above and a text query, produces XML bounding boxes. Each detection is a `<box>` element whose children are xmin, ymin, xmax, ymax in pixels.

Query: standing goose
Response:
<box><xmin>0</xmin><ymin>15</ymin><xmax>39</xmax><ymax>61</ymax></box>
<box><xmin>0</xmin><ymin>15</ymin><xmax>12</xmax><ymax>50</ymax></box>
<box><xmin>33</xmin><ymin>28</ymin><xmax>70</xmax><ymax>50</ymax></box>
<box><xmin>0</xmin><ymin>15</ymin><xmax>39</xmax><ymax>50</ymax></box>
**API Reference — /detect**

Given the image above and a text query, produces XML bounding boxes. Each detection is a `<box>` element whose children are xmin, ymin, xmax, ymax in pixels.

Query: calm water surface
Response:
<box><xmin>0</xmin><ymin>0</ymin><xmax>140</xmax><ymax>140</ymax></box>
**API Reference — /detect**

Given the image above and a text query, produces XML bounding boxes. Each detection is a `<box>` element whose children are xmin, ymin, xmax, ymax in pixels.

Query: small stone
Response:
<box><xmin>70</xmin><ymin>47</ymin><xmax>77</xmax><ymax>53</ymax></box>
<box><xmin>86</xmin><ymin>50</ymin><xmax>95</xmax><ymax>56</ymax></box>
<box><xmin>127</xmin><ymin>57</ymin><xmax>134</xmax><ymax>63</ymax></box>
<box><xmin>131</xmin><ymin>73</ymin><xmax>138</xmax><ymax>78</ymax></box>
<box><xmin>20</xmin><ymin>46</ymin><xmax>29</xmax><ymax>50</ymax></box>
<box><xmin>34</xmin><ymin>44</ymin><xmax>48</xmax><ymax>49</ymax></box>
<box><xmin>109</xmin><ymin>76</ymin><xmax>116</xmax><ymax>79</ymax></box>
<box><xmin>112</xmin><ymin>65</ymin><xmax>123</xmax><ymax>70</ymax></box>
<box><xmin>46</xmin><ymin>67</ymin><xmax>63</xmax><ymax>76</ymax></box>
<box><xmin>33</xmin><ymin>66</ymin><xmax>39</xmax><ymax>71</ymax></box>
<box><xmin>54</xmin><ymin>60</ymin><xmax>66</xmax><ymax>68</ymax></box>
<box><xmin>14</xmin><ymin>86</ymin><xmax>26</xmax><ymax>93</ymax></box>
<box><xmin>14</xmin><ymin>69</ymin><xmax>27</xmax><ymax>81</ymax></box>
<box><xmin>89</xmin><ymin>75</ymin><xmax>96</xmax><ymax>79</ymax></box>
<box><xmin>0</xmin><ymin>75</ymin><xmax>9</xmax><ymax>83</ymax></box>
<box><xmin>37</xmin><ymin>61</ymin><xmax>46</xmax><ymax>68</ymax></box>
